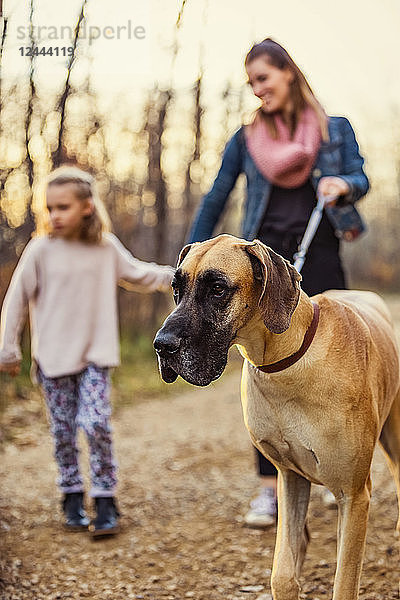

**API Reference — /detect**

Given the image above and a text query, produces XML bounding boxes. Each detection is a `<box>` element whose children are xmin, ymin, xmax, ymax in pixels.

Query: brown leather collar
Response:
<box><xmin>256</xmin><ymin>302</ymin><xmax>320</xmax><ymax>374</ymax></box>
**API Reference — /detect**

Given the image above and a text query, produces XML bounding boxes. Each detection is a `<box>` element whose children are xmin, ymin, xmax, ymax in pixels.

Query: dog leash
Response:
<box><xmin>293</xmin><ymin>193</ymin><xmax>336</xmax><ymax>273</ymax></box>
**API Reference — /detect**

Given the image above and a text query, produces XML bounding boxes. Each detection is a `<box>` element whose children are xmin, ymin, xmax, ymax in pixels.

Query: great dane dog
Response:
<box><xmin>153</xmin><ymin>234</ymin><xmax>400</xmax><ymax>600</ymax></box>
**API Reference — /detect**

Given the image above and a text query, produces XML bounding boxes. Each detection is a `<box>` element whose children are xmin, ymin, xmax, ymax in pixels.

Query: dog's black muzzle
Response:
<box><xmin>153</xmin><ymin>311</ymin><xmax>187</xmax><ymax>384</ymax></box>
<box><xmin>153</xmin><ymin>328</ymin><xmax>181</xmax><ymax>384</ymax></box>
<box><xmin>153</xmin><ymin>308</ymin><xmax>231</xmax><ymax>387</ymax></box>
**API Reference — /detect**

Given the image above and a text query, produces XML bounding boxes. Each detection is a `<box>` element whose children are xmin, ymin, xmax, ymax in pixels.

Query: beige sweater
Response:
<box><xmin>0</xmin><ymin>234</ymin><xmax>175</xmax><ymax>378</ymax></box>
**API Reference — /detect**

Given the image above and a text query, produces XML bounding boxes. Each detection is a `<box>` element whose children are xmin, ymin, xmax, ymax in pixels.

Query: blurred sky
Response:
<box><xmin>3</xmin><ymin>0</ymin><xmax>400</xmax><ymax>152</ymax></box>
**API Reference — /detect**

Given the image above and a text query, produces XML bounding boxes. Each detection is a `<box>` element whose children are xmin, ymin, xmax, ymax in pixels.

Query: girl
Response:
<box><xmin>0</xmin><ymin>166</ymin><xmax>175</xmax><ymax>536</ymax></box>
<box><xmin>189</xmin><ymin>38</ymin><xmax>369</xmax><ymax>527</ymax></box>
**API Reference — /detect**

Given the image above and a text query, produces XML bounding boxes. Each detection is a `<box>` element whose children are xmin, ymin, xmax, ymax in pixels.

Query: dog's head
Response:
<box><xmin>153</xmin><ymin>235</ymin><xmax>301</xmax><ymax>386</ymax></box>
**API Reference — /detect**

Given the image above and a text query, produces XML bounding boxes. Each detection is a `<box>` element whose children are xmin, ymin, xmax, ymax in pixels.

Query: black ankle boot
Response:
<box><xmin>89</xmin><ymin>497</ymin><xmax>120</xmax><ymax>537</ymax></box>
<box><xmin>62</xmin><ymin>492</ymin><xmax>90</xmax><ymax>530</ymax></box>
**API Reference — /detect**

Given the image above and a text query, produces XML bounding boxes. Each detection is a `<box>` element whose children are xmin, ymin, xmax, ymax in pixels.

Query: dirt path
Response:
<box><xmin>1</xmin><ymin>364</ymin><xmax>400</xmax><ymax>600</ymax></box>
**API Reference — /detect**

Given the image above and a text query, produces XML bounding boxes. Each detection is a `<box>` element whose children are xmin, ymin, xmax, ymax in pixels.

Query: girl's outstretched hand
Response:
<box><xmin>0</xmin><ymin>362</ymin><xmax>21</xmax><ymax>377</ymax></box>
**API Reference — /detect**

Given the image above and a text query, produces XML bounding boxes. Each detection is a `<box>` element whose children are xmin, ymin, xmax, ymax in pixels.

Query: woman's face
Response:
<box><xmin>246</xmin><ymin>56</ymin><xmax>293</xmax><ymax>114</ymax></box>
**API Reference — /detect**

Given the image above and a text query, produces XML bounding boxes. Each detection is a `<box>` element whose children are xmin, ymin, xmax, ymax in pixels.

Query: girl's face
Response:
<box><xmin>46</xmin><ymin>183</ymin><xmax>93</xmax><ymax>240</ymax></box>
<box><xmin>246</xmin><ymin>56</ymin><xmax>294</xmax><ymax>114</ymax></box>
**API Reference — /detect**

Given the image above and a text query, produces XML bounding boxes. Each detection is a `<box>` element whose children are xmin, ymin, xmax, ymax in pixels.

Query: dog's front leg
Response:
<box><xmin>333</xmin><ymin>480</ymin><xmax>371</xmax><ymax>600</ymax></box>
<box><xmin>271</xmin><ymin>468</ymin><xmax>311</xmax><ymax>600</ymax></box>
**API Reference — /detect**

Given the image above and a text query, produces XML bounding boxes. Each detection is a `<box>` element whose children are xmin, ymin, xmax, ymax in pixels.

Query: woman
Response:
<box><xmin>188</xmin><ymin>38</ymin><xmax>369</xmax><ymax>527</ymax></box>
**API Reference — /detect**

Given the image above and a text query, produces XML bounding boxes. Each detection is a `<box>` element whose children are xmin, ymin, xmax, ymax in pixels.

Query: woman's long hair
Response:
<box><xmin>45</xmin><ymin>166</ymin><xmax>111</xmax><ymax>244</ymax></box>
<box><xmin>245</xmin><ymin>38</ymin><xmax>329</xmax><ymax>141</ymax></box>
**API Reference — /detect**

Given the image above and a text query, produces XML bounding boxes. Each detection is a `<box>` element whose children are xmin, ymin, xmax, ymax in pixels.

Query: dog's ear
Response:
<box><xmin>244</xmin><ymin>240</ymin><xmax>302</xmax><ymax>334</ymax></box>
<box><xmin>176</xmin><ymin>243</ymin><xmax>197</xmax><ymax>268</ymax></box>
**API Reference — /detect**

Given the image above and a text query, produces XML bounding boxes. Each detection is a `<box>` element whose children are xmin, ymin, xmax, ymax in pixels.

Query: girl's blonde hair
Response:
<box><xmin>46</xmin><ymin>166</ymin><xmax>111</xmax><ymax>244</ymax></box>
<box><xmin>245</xmin><ymin>38</ymin><xmax>329</xmax><ymax>141</ymax></box>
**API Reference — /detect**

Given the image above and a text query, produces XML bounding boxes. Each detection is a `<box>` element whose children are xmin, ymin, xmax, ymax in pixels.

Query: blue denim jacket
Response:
<box><xmin>189</xmin><ymin>116</ymin><xmax>369</xmax><ymax>243</ymax></box>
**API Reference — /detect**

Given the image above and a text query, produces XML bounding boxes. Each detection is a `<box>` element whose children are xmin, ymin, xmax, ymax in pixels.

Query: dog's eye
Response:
<box><xmin>172</xmin><ymin>287</ymin><xmax>180</xmax><ymax>304</ymax></box>
<box><xmin>211</xmin><ymin>284</ymin><xmax>226</xmax><ymax>297</ymax></box>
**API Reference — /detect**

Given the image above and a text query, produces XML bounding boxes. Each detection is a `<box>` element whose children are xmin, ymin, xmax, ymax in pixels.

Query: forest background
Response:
<box><xmin>1</xmin><ymin>0</ymin><xmax>399</xmax><ymax>401</ymax></box>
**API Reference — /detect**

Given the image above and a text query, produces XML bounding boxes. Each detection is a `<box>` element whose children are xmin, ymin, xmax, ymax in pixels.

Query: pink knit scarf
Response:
<box><xmin>244</xmin><ymin>106</ymin><xmax>322</xmax><ymax>188</ymax></box>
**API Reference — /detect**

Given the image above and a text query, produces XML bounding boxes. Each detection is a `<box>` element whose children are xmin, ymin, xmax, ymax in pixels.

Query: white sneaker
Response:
<box><xmin>322</xmin><ymin>488</ymin><xmax>337</xmax><ymax>508</ymax></box>
<box><xmin>244</xmin><ymin>487</ymin><xmax>277</xmax><ymax>528</ymax></box>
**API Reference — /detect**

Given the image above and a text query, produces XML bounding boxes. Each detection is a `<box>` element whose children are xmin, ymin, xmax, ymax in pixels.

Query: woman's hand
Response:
<box><xmin>0</xmin><ymin>362</ymin><xmax>21</xmax><ymax>377</ymax></box>
<box><xmin>317</xmin><ymin>177</ymin><xmax>350</xmax><ymax>204</ymax></box>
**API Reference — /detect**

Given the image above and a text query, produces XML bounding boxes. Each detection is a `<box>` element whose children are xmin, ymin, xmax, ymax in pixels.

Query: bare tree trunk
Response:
<box><xmin>181</xmin><ymin>76</ymin><xmax>203</xmax><ymax>245</ymax></box>
<box><xmin>176</xmin><ymin>0</ymin><xmax>189</xmax><ymax>28</ymax></box>
<box><xmin>144</xmin><ymin>88</ymin><xmax>171</xmax><ymax>263</ymax></box>
<box><xmin>25</xmin><ymin>0</ymin><xmax>36</xmax><ymax>190</ymax></box>
<box><xmin>0</xmin><ymin>9</ymin><xmax>8</xmax><ymax>192</ymax></box>
<box><xmin>145</xmin><ymin>88</ymin><xmax>172</xmax><ymax>323</ymax></box>
<box><xmin>0</xmin><ymin>9</ymin><xmax>7</xmax><ymax>122</ymax></box>
<box><xmin>153</xmin><ymin>91</ymin><xmax>171</xmax><ymax>264</ymax></box>
<box><xmin>18</xmin><ymin>0</ymin><xmax>37</xmax><ymax>238</ymax></box>
<box><xmin>52</xmin><ymin>0</ymin><xmax>87</xmax><ymax>167</ymax></box>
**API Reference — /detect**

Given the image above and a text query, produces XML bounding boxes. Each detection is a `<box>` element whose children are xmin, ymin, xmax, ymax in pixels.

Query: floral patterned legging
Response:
<box><xmin>38</xmin><ymin>364</ymin><xmax>117</xmax><ymax>497</ymax></box>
